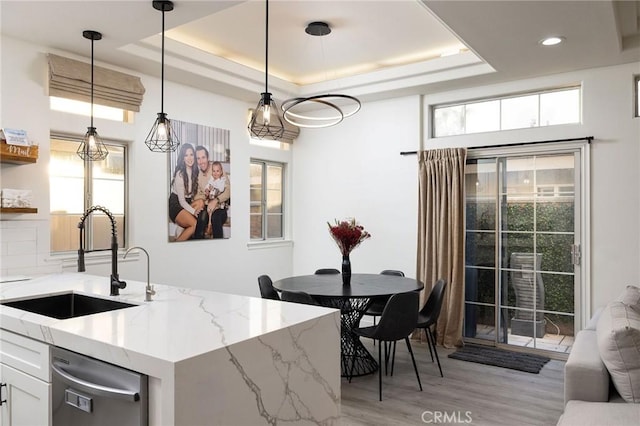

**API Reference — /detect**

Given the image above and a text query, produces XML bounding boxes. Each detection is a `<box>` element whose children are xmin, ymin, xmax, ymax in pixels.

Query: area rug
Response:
<box><xmin>448</xmin><ymin>344</ymin><xmax>550</xmax><ymax>373</ymax></box>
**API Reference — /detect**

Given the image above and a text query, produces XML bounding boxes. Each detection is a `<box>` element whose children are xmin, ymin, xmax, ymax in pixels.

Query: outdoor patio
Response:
<box><xmin>474</xmin><ymin>323</ymin><xmax>575</xmax><ymax>353</ymax></box>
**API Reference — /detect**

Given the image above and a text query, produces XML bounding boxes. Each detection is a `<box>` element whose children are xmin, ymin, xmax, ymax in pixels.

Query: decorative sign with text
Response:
<box><xmin>0</xmin><ymin>128</ymin><xmax>29</xmax><ymax>146</ymax></box>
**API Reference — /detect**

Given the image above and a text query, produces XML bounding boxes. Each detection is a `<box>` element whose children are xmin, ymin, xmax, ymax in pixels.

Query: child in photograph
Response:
<box><xmin>205</xmin><ymin>161</ymin><xmax>230</xmax><ymax>237</ymax></box>
<box><xmin>206</xmin><ymin>171</ymin><xmax>226</xmax><ymax>203</ymax></box>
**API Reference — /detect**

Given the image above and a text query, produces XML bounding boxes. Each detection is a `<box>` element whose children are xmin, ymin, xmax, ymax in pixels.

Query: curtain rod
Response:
<box><xmin>399</xmin><ymin>136</ymin><xmax>594</xmax><ymax>156</ymax></box>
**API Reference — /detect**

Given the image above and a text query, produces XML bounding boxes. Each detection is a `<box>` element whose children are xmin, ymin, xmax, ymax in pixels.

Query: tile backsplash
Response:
<box><xmin>0</xmin><ymin>219</ymin><xmax>61</xmax><ymax>278</ymax></box>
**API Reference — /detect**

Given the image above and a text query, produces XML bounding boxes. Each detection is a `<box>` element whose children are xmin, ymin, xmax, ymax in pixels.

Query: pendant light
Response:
<box><xmin>248</xmin><ymin>0</ymin><xmax>286</xmax><ymax>140</ymax></box>
<box><xmin>281</xmin><ymin>21</ymin><xmax>361</xmax><ymax>129</ymax></box>
<box><xmin>145</xmin><ymin>0</ymin><xmax>180</xmax><ymax>152</ymax></box>
<box><xmin>77</xmin><ymin>30</ymin><xmax>109</xmax><ymax>161</ymax></box>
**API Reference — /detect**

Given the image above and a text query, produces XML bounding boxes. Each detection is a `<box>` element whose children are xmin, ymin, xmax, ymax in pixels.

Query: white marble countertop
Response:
<box><xmin>0</xmin><ymin>272</ymin><xmax>337</xmax><ymax>376</ymax></box>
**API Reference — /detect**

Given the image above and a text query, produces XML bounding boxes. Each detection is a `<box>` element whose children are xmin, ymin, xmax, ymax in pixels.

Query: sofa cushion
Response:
<box><xmin>596</xmin><ymin>301</ymin><xmax>640</xmax><ymax>403</ymax></box>
<box><xmin>564</xmin><ymin>329</ymin><xmax>611</xmax><ymax>405</ymax></box>
<box><xmin>557</xmin><ymin>400</ymin><xmax>640</xmax><ymax>426</ymax></box>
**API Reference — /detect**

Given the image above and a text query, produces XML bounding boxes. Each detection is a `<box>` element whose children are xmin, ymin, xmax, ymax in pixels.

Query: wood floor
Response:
<box><xmin>340</xmin><ymin>339</ymin><xmax>565</xmax><ymax>426</ymax></box>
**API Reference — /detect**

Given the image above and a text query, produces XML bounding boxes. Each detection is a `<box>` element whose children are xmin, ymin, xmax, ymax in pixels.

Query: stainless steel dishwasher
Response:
<box><xmin>51</xmin><ymin>346</ymin><xmax>148</xmax><ymax>426</ymax></box>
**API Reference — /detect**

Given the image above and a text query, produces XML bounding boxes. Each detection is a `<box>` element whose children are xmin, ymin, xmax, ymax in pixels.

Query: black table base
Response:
<box><xmin>317</xmin><ymin>296</ymin><xmax>377</xmax><ymax>378</ymax></box>
<box><xmin>273</xmin><ymin>273</ymin><xmax>423</xmax><ymax>379</ymax></box>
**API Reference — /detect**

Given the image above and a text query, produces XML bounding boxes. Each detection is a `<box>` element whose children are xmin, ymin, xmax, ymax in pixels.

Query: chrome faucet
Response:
<box><xmin>77</xmin><ymin>205</ymin><xmax>126</xmax><ymax>296</ymax></box>
<box><xmin>123</xmin><ymin>246</ymin><xmax>155</xmax><ymax>302</ymax></box>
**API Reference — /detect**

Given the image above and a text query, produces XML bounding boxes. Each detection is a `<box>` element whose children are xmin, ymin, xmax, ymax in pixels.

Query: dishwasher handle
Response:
<box><xmin>51</xmin><ymin>362</ymin><xmax>140</xmax><ymax>402</ymax></box>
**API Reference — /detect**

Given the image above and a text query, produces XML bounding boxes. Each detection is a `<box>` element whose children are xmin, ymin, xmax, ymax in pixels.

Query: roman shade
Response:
<box><xmin>47</xmin><ymin>53</ymin><xmax>145</xmax><ymax>112</ymax></box>
<box><xmin>248</xmin><ymin>108</ymin><xmax>300</xmax><ymax>143</ymax></box>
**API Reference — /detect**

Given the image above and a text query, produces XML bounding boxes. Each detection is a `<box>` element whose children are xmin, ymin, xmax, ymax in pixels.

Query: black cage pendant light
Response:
<box><xmin>77</xmin><ymin>30</ymin><xmax>109</xmax><ymax>161</ymax></box>
<box><xmin>145</xmin><ymin>0</ymin><xmax>180</xmax><ymax>152</ymax></box>
<box><xmin>248</xmin><ymin>0</ymin><xmax>285</xmax><ymax>139</ymax></box>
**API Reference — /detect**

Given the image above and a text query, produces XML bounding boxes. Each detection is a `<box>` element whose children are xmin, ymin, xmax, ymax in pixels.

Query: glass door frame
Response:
<box><xmin>465</xmin><ymin>141</ymin><xmax>591</xmax><ymax>351</ymax></box>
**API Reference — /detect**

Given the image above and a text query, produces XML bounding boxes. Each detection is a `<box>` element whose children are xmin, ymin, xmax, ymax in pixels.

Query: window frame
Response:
<box><xmin>249</xmin><ymin>159</ymin><xmax>285</xmax><ymax>242</ymax></box>
<box><xmin>466</xmin><ymin>140</ymin><xmax>591</xmax><ymax>331</ymax></box>
<box><xmin>49</xmin><ymin>132</ymin><xmax>129</xmax><ymax>254</ymax></box>
<box><xmin>432</xmin><ymin>86</ymin><xmax>582</xmax><ymax>137</ymax></box>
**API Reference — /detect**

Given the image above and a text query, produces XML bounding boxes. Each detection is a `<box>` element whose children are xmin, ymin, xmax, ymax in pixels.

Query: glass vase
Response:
<box><xmin>342</xmin><ymin>254</ymin><xmax>351</xmax><ymax>286</ymax></box>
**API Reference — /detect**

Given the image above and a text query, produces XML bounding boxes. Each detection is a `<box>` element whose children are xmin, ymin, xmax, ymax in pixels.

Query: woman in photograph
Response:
<box><xmin>168</xmin><ymin>143</ymin><xmax>202</xmax><ymax>241</ymax></box>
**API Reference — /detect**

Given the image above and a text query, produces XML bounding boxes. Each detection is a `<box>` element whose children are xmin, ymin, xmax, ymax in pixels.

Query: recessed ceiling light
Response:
<box><xmin>540</xmin><ymin>36</ymin><xmax>565</xmax><ymax>46</ymax></box>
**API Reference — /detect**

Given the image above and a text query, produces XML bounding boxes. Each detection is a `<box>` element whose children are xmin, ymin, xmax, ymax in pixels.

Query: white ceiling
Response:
<box><xmin>1</xmin><ymin>0</ymin><xmax>639</xmax><ymax>104</ymax></box>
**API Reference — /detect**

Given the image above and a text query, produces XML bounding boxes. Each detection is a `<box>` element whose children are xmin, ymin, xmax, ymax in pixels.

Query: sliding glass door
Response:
<box><xmin>464</xmin><ymin>146</ymin><xmax>585</xmax><ymax>354</ymax></box>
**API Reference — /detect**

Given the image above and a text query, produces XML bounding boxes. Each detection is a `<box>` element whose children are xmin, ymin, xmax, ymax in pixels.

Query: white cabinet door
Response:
<box><xmin>0</xmin><ymin>363</ymin><xmax>50</xmax><ymax>426</ymax></box>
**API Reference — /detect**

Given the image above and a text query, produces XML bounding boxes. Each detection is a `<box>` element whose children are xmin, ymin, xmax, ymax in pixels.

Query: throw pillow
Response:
<box><xmin>596</xmin><ymin>301</ymin><xmax>640</xmax><ymax>403</ymax></box>
<box><xmin>620</xmin><ymin>285</ymin><xmax>640</xmax><ymax>312</ymax></box>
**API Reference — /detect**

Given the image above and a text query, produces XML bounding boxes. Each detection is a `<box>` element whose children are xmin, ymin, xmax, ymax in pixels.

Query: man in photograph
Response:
<box><xmin>192</xmin><ymin>145</ymin><xmax>231</xmax><ymax>239</ymax></box>
<box><xmin>193</xmin><ymin>145</ymin><xmax>213</xmax><ymax>239</ymax></box>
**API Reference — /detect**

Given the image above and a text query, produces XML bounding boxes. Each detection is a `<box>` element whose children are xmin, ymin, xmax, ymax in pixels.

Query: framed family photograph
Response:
<box><xmin>168</xmin><ymin>120</ymin><xmax>231</xmax><ymax>242</ymax></box>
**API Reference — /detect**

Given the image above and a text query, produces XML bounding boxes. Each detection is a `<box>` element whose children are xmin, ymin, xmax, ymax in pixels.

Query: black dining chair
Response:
<box><xmin>364</xmin><ymin>270</ymin><xmax>405</xmax><ymax>326</ymax></box>
<box><xmin>258</xmin><ymin>275</ymin><xmax>280</xmax><ymax>300</ymax></box>
<box><xmin>280</xmin><ymin>290</ymin><xmax>318</xmax><ymax>305</ymax></box>
<box><xmin>350</xmin><ymin>291</ymin><xmax>422</xmax><ymax>401</ymax></box>
<box><xmin>387</xmin><ymin>279</ymin><xmax>447</xmax><ymax>377</ymax></box>
<box><xmin>416</xmin><ymin>279</ymin><xmax>447</xmax><ymax>377</ymax></box>
<box><xmin>314</xmin><ymin>268</ymin><xmax>340</xmax><ymax>275</ymax></box>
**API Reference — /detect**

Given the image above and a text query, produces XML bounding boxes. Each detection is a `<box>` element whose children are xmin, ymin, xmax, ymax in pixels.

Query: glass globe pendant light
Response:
<box><xmin>145</xmin><ymin>0</ymin><xmax>180</xmax><ymax>152</ymax></box>
<box><xmin>77</xmin><ymin>30</ymin><xmax>109</xmax><ymax>161</ymax></box>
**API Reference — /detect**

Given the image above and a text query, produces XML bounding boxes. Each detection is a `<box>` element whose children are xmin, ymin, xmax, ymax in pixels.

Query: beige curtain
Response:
<box><xmin>48</xmin><ymin>54</ymin><xmax>145</xmax><ymax>112</ymax></box>
<box><xmin>416</xmin><ymin>148</ymin><xmax>466</xmax><ymax>348</ymax></box>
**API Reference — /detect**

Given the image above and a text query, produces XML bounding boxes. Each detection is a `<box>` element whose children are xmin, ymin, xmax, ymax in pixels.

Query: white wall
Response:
<box><xmin>420</xmin><ymin>63</ymin><xmax>640</xmax><ymax>314</ymax></box>
<box><xmin>2</xmin><ymin>33</ymin><xmax>639</xmax><ymax>313</ymax></box>
<box><xmin>291</xmin><ymin>95</ymin><xmax>422</xmax><ymax>276</ymax></box>
<box><xmin>0</xmin><ymin>35</ymin><xmax>293</xmax><ymax>297</ymax></box>
<box><xmin>291</xmin><ymin>62</ymin><xmax>640</xmax><ymax>316</ymax></box>
<box><xmin>1</xmin><ymin>36</ymin><xmax>59</xmax><ymax>277</ymax></box>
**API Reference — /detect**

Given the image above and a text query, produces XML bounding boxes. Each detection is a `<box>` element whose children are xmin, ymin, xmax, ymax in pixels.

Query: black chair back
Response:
<box><xmin>380</xmin><ymin>270</ymin><xmax>405</xmax><ymax>277</ymax></box>
<box><xmin>419</xmin><ymin>279</ymin><xmax>446</xmax><ymax>326</ymax></box>
<box><xmin>371</xmin><ymin>292</ymin><xmax>419</xmax><ymax>342</ymax></box>
<box><xmin>280</xmin><ymin>290</ymin><xmax>318</xmax><ymax>305</ymax></box>
<box><xmin>258</xmin><ymin>275</ymin><xmax>280</xmax><ymax>300</ymax></box>
<box><xmin>365</xmin><ymin>270</ymin><xmax>406</xmax><ymax>318</ymax></box>
<box><xmin>315</xmin><ymin>268</ymin><xmax>340</xmax><ymax>275</ymax></box>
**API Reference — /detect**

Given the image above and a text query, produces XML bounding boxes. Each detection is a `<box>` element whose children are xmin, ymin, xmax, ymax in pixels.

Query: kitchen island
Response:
<box><xmin>0</xmin><ymin>273</ymin><xmax>341</xmax><ymax>425</ymax></box>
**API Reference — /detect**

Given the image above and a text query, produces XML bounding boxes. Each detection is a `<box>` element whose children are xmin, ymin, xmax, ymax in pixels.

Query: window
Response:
<box><xmin>49</xmin><ymin>97</ymin><xmax>131</xmax><ymax>122</ymax></box>
<box><xmin>250</xmin><ymin>160</ymin><xmax>284</xmax><ymax>240</ymax></box>
<box><xmin>50</xmin><ymin>135</ymin><xmax>127</xmax><ymax>253</ymax></box>
<box><xmin>433</xmin><ymin>86</ymin><xmax>581</xmax><ymax>137</ymax></box>
<box><xmin>249</xmin><ymin>138</ymin><xmax>290</xmax><ymax>150</ymax></box>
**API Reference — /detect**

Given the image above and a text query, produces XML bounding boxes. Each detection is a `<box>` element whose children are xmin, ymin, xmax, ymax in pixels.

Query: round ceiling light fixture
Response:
<box><xmin>540</xmin><ymin>36</ymin><xmax>565</xmax><ymax>46</ymax></box>
<box><xmin>305</xmin><ymin>21</ymin><xmax>331</xmax><ymax>36</ymax></box>
<box><xmin>282</xmin><ymin>21</ymin><xmax>361</xmax><ymax>129</ymax></box>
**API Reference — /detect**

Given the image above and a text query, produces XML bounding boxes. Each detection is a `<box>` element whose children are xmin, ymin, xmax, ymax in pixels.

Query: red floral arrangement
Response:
<box><xmin>328</xmin><ymin>218</ymin><xmax>371</xmax><ymax>256</ymax></box>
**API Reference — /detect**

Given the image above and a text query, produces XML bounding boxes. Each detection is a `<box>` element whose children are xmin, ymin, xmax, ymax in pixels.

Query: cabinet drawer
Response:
<box><xmin>0</xmin><ymin>329</ymin><xmax>50</xmax><ymax>382</ymax></box>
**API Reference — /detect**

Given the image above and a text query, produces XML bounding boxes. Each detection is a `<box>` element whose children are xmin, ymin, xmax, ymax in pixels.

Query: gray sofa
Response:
<box><xmin>557</xmin><ymin>286</ymin><xmax>640</xmax><ymax>425</ymax></box>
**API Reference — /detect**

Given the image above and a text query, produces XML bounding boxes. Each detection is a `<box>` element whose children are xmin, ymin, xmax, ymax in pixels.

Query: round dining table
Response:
<box><xmin>273</xmin><ymin>273</ymin><xmax>423</xmax><ymax>377</ymax></box>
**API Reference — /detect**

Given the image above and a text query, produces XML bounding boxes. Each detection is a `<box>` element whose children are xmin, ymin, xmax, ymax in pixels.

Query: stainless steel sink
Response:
<box><xmin>1</xmin><ymin>293</ymin><xmax>136</xmax><ymax>319</ymax></box>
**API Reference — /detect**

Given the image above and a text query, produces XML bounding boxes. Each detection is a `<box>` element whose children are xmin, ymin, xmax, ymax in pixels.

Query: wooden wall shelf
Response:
<box><xmin>0</xmin><ymin>207</ymin><xmax>38</xmax><ymax>214</ymax></box>
<box><xmin>0</xmin><ymin>142</ymin><xmax>38</xmax><ymax>164</ymax></box>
